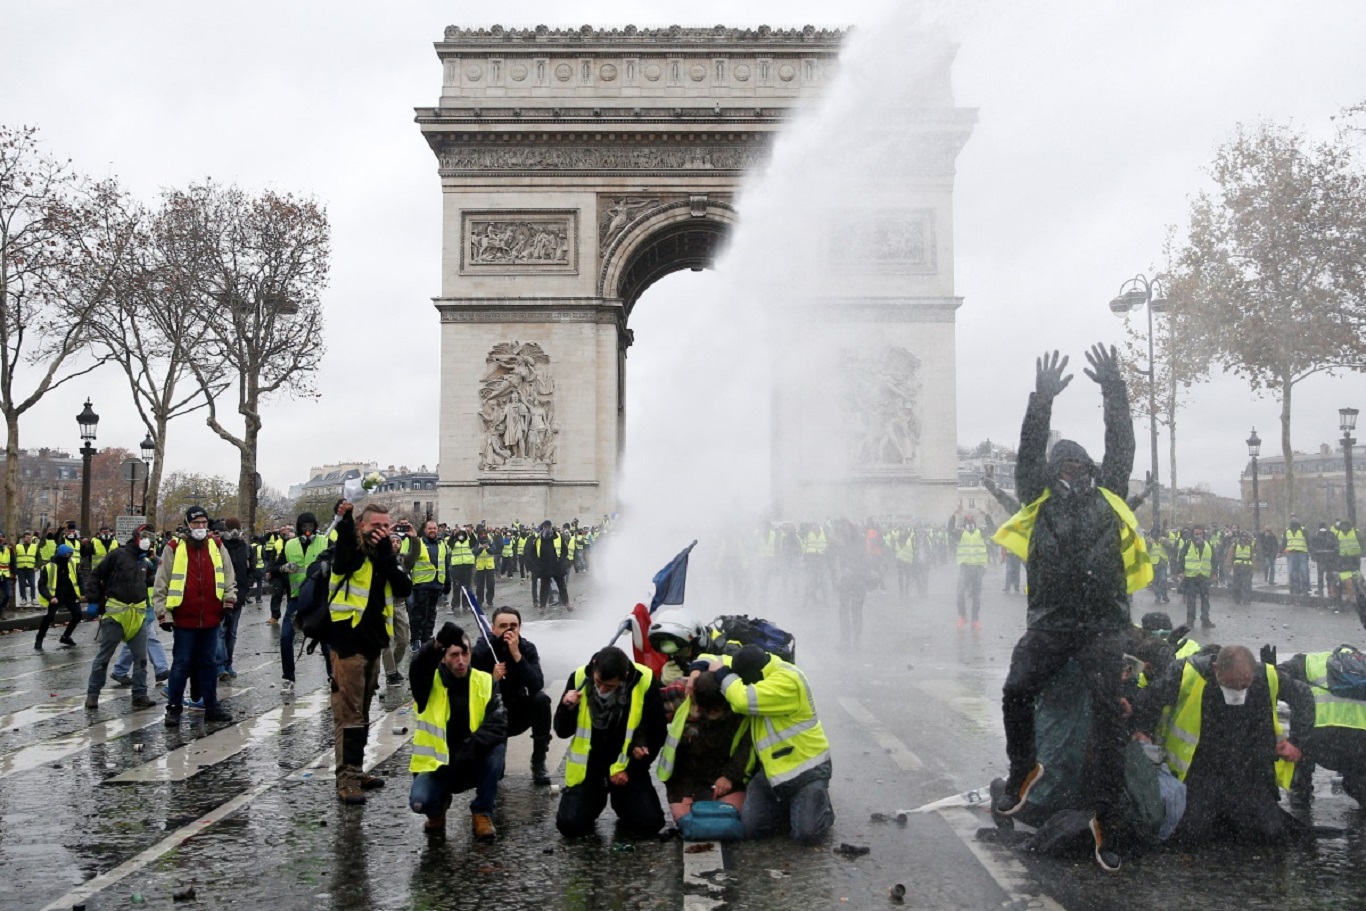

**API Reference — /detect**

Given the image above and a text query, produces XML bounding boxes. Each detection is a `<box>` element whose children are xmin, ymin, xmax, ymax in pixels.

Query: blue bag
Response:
<box><xmin>677</xmin><ymin>801</ymin><xmax>745</xmax><ymax>841</ymax></box>
<box><xmin>1326</xmin><ymin>644</ymin><xmax>1366</xmax><ymax>701</ymax></box>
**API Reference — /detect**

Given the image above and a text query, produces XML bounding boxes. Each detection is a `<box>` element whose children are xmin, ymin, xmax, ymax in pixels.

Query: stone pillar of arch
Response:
<box><xmin>416</xmin><ymin>24</ymin><xmax>974</xmax><ymax>524</ymax></box>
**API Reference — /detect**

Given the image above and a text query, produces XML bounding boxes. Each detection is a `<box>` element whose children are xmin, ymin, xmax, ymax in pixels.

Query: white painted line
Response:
<box><xmin>938</xmin><ymin>807</ymin><xmax>1066</xmax><ymax>911</ymax></box>
<box><xmin>838</xmin><ymin>697</ymin><xmax>924</xmax><ymax>771</ymax></box>
<box><xmin>110</xmin><ymin>686</ymin><xmax>319</xmax><ymax>782</ymax></box>
<box><xmin>912</xmin><ymin>679</ymin><xmax>1001</xmax><ymax>732</ymax></box>
<box><xmin>37</xmin><ymin>749</ymin><xmax>334</xmax><ymax>911</ymax></box>
<box><xmin>0</xmin><ymin>658</ymin><xmax>84</xmax><ymax>682</ymax></box>
<box><xmin>0</xmin><ymin>692</ymin><xmax>124</xmax><ymax>730</ymax></box>
<box><xmin>0</xmin><ymin>689</ymin><xmax>30</xmax><ymax>701</ymax></box>
<box><xmin>682</xmin><ymin>840</ymin><xmax>727</xmax><ymax>911</ymax></box>
<box><xmin>0</xmin><ymin>705</ymin><xmax>164</xmax><ymax>778</ymax></box>
<box><xmin>299</xmin><ymin>703</ymin><xmax>414</xmax><ymax>782</ymax></box>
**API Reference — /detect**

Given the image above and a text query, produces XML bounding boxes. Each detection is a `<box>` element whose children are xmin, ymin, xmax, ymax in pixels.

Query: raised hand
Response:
<box><xmin>1035</xmin><ymin>350</ymin><xmax>1073</xmax><ymax>398</ymax></box>
<box><xmin>1083</xmin><ymin>343</ymin><xmax>1123</xmax><ymax>385</ymax></box>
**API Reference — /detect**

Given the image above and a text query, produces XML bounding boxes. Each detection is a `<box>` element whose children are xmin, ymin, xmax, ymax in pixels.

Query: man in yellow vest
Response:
<box><xmin>0</xmin><ymin>531</ymin><xmax>12</xmax><ymax>619</ymax></box>
<box><xmin>952</xmin><ymin>512</ymin><xmax>990</xmax><ymax>630</ymax></box>
<box><xmin>278</xmin><ymin>512</ymin><xmax>330</xmax><ymax>697</ymax></box>
<box><xmin>1133</xmin><ymin>645</ymin><xmax>1314</xmax><ymax>843</ymax></box>
<box><xmin>1176</xmin><ymin>526</ymin><xmax>1216</xmax><ymax>629</ymax></box>
<box><xmin>15</xmin><ymin>530</ymin><xmax>39</xmax><ymax>608</ymax></box>
<box><xmin>404</xmin><ymin>520</ymin><xmax>450</xmax><ymax>656</ymax></box>
<box><xmin>448</xmin><ymin>527</ymin><xmax>476</xmax><ymax>593</ymax></box>
<box><xmin>408</xmin><ymin>622</ymin><xmax>507</xmax><ymax>838</ymax></box>
<box><xmin>991</xmin><ymin>345</ymin><xmax>1145</xmax><ymax>873</ymax></box>
<box><xmin>154</xmin><ymin>507</ymin><xmax>237</xmax><ymax>726</ymax></box>
<box><xmin>35</xmin><ymin>542</ymin><xmax>83</xmax><ymax>651</ymax></box>
<box><xmin>532</xmin><ymin>521</ymin><xmax>570</xmax><ymax>612</ymax></box>
<box><xmin>1334</xmin><ymin>519</ymin><xmax>1362</xmax><ymax>601</ymax></box>
<box><xmin>1278</xmin><ymin>647</ymin><xmax>1366</xmax><ymax>808</ymax></box>
<box><xmin>553</xmin><ymin>645</ymin><xmax>666</xmax><ymax>837</ymax></box>
<box><xmin>328</xmin><ymin>502</ymin><xmax>413</xmax><ymax>805</ymax></box>
<box><xmin>691</xmin><ymin>644</ymin><xmax>834</xmax><ymax>844</ymax></box>
<box><xmin>1230</xmin><ymin>532</ymin><xmax>1256</xmax><ymax>604</ymax></box>
<box><xmin>88</xmin><ymin>526</ymin><xmax>158</xmax><ymax>710</ymax></box>
<box><xmin>1283</xmin><ymin>516</ymin><xmax>1311</xmax><ymax>596</ymax></box>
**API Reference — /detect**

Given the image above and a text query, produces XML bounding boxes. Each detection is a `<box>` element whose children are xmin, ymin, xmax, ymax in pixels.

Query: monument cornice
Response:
<box><xmin>438</xmin><ymin>24</ymin><xmax>846</xmax><ymax>48</ymax></box>
<box><xmin>434</xmin><ymin>297</ymin><xmax>622</xmax><ymax>324</ymax></box>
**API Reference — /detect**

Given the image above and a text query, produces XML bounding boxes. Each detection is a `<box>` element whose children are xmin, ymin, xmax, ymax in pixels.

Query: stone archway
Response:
<box><xmin>416</xmin><ymin>24</ymin><xmax>974</xmax><ymax>522</ymax></box>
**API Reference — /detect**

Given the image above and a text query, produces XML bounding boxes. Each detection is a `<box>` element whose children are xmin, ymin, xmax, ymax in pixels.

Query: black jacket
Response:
<box><xmin>223</xmin><ymin>537</ymin><xmax>252</xmax><ymax>602</ymax></box>
<box><xmin>410</xmin><ymin>642</ymin><xmax>508</xmax><ymax>773</ymax></box>
<box><xmin>92</xmin><ymin>541</ymin><xmax>153</xmax><ymax>607</ymax></box>
<box><xmin>553</xmin><ymin>663</ymin><xmax>667</xmax><ymax>773</ymax></box>
<box><xmin>530</xmin><ymin>533</ymin><xmax>567</xmax><ymax>578</ymax></box>
<box><xmin>1014</xmin><ymin>380</ymin><xmax>1134</xmax><ymax>632</ymax></box>
<box><xmin>471</xmin><ymin>635</ymin><xmax>546</xmax><ymax>707</ymax></box>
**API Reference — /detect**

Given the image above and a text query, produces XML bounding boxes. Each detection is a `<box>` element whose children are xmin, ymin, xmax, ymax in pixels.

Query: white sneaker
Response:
<box><xmin>281</xmin><ymin>679</ymin><xmax>295</xmax><ymax>698</ymax></box>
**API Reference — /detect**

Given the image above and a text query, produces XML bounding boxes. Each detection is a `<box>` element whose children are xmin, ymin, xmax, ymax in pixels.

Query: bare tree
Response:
<box><xmin>0</xmin><ymin>126</ymin><xmax>130</xmax><ymax>534</ymax></box>
<box><xmin>1174</xmin><ymin>120</ymin><xmax>1366</xmax><ymax>519</ymax></box>
<box><xmin>158</xmin><ymin>182</ymin><xmax>329</xmax><ymax>526</ymax></box>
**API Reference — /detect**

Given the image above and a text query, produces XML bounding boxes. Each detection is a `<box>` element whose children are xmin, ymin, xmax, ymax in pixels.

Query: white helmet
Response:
<box><xmin>648</xmin><ymin>608</ymin><xmax>705</xmax><ymax>655</ymax></box>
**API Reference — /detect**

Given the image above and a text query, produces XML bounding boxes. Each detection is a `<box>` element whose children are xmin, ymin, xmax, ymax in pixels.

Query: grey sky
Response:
<box><xmin>2</xmin><ymin>0</ymin><xmax>1364</xmax><ymax>503</ymax></box>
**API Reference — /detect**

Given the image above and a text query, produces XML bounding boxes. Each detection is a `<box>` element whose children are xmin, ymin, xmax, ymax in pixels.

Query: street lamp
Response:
<box><xmin>1109</xmin><ymin>273</ymin><xmax>1169</xmax><ymax>529</ymax></box>
<box><xmin>140</xmin><ymin>433</ymin><xmax>155</xmax><ymax>514</ymax></box>
<box><xmin>1341</xmin><ymin>407</ymin><xmax>1359</xmax><ymax>527</ymax></box>
<box><xmin>1247</xmin><ymin>428</ymin><xmax>1262</xmax><ymax>534</ymax></box>
<box><xmin>76</xmin><ymin>399</ymin><xmax>99</xmax><ymax>534</ymax></box>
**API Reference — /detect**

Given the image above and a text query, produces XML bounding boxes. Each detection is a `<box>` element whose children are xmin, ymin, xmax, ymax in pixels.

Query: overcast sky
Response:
<box><xmin>3</xmin><ymin>0</ymin><xmax>1365</xmax><ymax>504</ymax></box>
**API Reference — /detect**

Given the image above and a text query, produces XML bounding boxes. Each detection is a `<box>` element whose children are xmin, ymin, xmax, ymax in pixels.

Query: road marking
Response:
<box><xmin>0</xmin><ymin>689</ymin><xmax>29</xmax><ymax>702</ymax></box>
<box><xmin>938</xmin><ymin>807</ymin><xmax>1066</xmax><ymax>911</ymax></box>
<box><xmin>0</xmin><ymin>692</ymin><xmax>124</xmax><ymax>730</ymax></box>
<box><xmin>37</xmin><ymin>706</ymin><xmax>410</xmax><ymax>911</ymax></box>
<box><xmin>0</xmin><ymin>658</ymin><xmax>84</xmax><ymax>682</ymax></box>
<box><xmin>0</xmin><ymin>705</ymin><xmax>164</xmax><ymax>778</ymax></box>
<box><xmin>110</xmin><ymin>686</ymin><xmax>313</xmax><ymax>782</ymax></box>
<box><xmin>682</xmin><ymin>840</ymin><xmax>728</xmax><ymax>911</ymax></box>
<box><xmin>838</xmin><ymin>697</ymin><xmax>924</xmax><ymax>771</ymax></box>
<box><xmin>912</xmin><ymin>678</ymin><xmax>1001</xmax><ymax>732</ymax></box>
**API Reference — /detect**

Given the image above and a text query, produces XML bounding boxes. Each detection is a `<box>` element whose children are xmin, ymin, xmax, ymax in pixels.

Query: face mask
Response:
<box><xmin>1219</xmin><ymin>686</ymin><xmax>1249</xmax><ymax>706</ymax></box>
<box><xmin>594</xmin><ymin>685</ymin><xmax>616</xmax><ymax>699</ymax></box>
<box><xmin>656</xmin><ymin>639</ymin><xmax>679</xmax><ymax>655</ymax></box>
<box><xmin>227</xmin><ymin>529</ymin><xmax>240</xmax><ymax>540</ymax></box>
<box><xmin>139</xmin><ymin>537</ymin><xmax>152</xmax><ymax>551</ymax></box>
<box><xmin>190</xmin><ymin>528</ymin><xmax>208</xmax><ymax>541</ymax></box>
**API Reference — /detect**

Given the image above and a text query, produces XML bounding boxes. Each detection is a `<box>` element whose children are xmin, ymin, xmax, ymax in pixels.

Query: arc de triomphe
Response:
<box><xmin>416</xmin><ymin>24</ymin><xmax>975</xmax><ymax>523</ymax></box>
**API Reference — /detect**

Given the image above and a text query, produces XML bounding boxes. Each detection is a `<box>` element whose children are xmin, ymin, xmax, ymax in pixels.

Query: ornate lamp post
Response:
<box><xmin>1247</xmin><ymin>428</ymin><xmax>1262</xmax><ymax>533</ymax></box>
<box><xmin>140</xmin><ymin>433</ymin><xmax>155</xmax><ymax>514</ymax></box>
<box><xmin>76</xmin><ymin>399</ymin><xmax>99</xmax><ymax>534</ymax></box>
<box><xmin>1341</xmin><ymin>407</ymin><xmax>1359</xmax><ymax>528</ymax></box>
<box><xmin>1109</xmin><ymin>274</ymin><xmax>1168</xmax><ymax>529</ymax></box>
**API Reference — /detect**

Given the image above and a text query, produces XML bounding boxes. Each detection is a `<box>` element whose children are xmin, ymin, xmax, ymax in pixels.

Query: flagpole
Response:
<box><xmin>460</xmin><ymin>585</ymin><xmax>500</xmax><ymax>655</ymax></box>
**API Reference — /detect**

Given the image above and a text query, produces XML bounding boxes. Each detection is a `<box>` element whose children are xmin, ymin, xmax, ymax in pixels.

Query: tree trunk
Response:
<box><xmin>237</xmin><ymin>420</ymin><xmax>258</xmax><ymax>526</ymax></box>
<box><xmin>4</xmin><ymin>410</ymin><xmax>18</xmax><ymax>536</ymax></box>
<box><xmin>145</xmin><ymin>414</ymin><xmax>169</xmax><ymax>526</ymax></box>
<box><xmin>1280</xmin><ymin>377</ymin><xmax>1294</xmax><ymax>522</ymax></box>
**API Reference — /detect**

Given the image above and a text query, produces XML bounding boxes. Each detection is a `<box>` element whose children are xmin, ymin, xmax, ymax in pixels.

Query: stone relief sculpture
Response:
<box><xmin>468</xmin><ymin>220</ymin><xmax>570</xmax><ymax>265</ymax></box>
<box><xmin>478</xmin><ymin>341</ymin><xmax>558</xmax><ymax>471</ymax></box>
<box><xmin>440</xmin><ymin>144</ymin><xmax>767</xmax><ymax>173</ymax></box>
<box><xmin>600</xmin><ymin>196</ymin><xmax>659</xmax><ymax>245</ymax></box>
<box><xmin>843</xmin><ymin>346</ymin><xmax>922</xmax><ymax>467</ymax></box>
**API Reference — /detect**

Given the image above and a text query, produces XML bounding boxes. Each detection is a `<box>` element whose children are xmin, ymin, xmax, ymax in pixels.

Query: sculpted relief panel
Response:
<box><xmin>439</xmin><ymin>144</ymin><xmax>768</xmax><ymax>175</ymax></box>
<box><xmin>461</xmin><ymin>211</ymin><xmax>577</xmax><ymax>274</ymax></box>
<box><xmin>843</xmin><ymin>345</ymin><xmax>922</xmax><ymax>469</ymax></box>
<box><xmin>478</xmin><ymin>341</ymin><xmax>558</xmax><ymax>472</ymax></box>
<box><xmin>828</xmin><ymin>209</ymin><xmax>936</xmax><ymax>274</ymax></box>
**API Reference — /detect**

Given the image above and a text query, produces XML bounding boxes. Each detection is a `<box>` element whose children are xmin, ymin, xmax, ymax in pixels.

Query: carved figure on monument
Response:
<box><xmin>843</xmin><ymin>346</ymin><xmax>922</xmax><ymax>468</ymax></box>
<box><xmin>469</xmin><ymin>221</ymin><xmax>570</xmax><ymax>265</ymax></box>
<box><xmin>601</xmin><ymin>196</ymin><xmax>659</xmax><ymax>245</ymax></box>
<box><xmin>478</xmin><ymin>341</ymin><xmax>557</xmax><ymax>471</ymax></box>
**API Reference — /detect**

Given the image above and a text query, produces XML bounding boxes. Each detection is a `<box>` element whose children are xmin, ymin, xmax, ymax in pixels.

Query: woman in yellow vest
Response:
<box><xmin>553</xmin><ymin>645</ymin><xmax>666</xmax><ymax>837</ymax></box>
<box><xmin>408</xmin><ymin>623</ymin><xmax>507</xmax><ymax>838</ymax></box>
<box><xmin>1132</xmin><ymin>645</ymin><xmax>1315</xmax><ymax>844</ymax></box>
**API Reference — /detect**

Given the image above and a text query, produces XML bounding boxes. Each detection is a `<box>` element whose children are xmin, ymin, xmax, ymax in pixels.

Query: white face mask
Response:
<box><xmin>189</xmin><ymin>528</ymin><xmax>209</xmax><ymax>541</ymax></box>
<box><xmin>1219</xmin><ymin>685</ymin><xmax>1249</xmax><ymax>706</ymax></box>
<box><xmin>594</xmin><ymin>684</ymin><xmax>616</xmax><ymax>699</ymax></box>
<box><xmin>139</xmin><ymin>537</ymin><xmax>152</xmax><ymax>551</ymax></box>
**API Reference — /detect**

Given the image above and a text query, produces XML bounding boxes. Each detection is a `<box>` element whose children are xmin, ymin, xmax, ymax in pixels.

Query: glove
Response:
<box><xmin>1260</xmin><ymin>643</ymin><xmax>1277</xmax><ymax>666</ymax></box>
<box><xmin>84</xmin><ymin>603</ymin><xmax>100</xmax><ymax>620</ymax></box>
<box><xmin>281</xmin><ymin>562</ymin><xmax>301</xmax><ymax>574</ymax></box>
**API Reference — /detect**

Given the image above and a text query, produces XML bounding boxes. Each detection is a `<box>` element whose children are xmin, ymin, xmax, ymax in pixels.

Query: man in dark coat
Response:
<box><xmin>992</xmin><ymin>345</ymin><xmax>1136</xmax><ymax>872</ymax></box>
<box><xmin>531</xmin><ymin>521</ymin><xmax>571</xmax><ymax>612</ymax></box>
<box><xmin>471</xmin><ymin>605</ymin><xmax>553</xmax><ymax>785</ymax></box>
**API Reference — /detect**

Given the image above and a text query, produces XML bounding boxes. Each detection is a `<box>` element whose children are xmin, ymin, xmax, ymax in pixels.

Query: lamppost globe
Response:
<box><xmin>1341</xmin><ymin>407</ymin><xmax>1359</xmax><ymax>435</ymax></box>
<box><xmin>1107</xmin><ymin>274</ymin><xmax>1168</xmax><ymax>529</ymax></box>
<box><xmin>76</xmin><ymin>399</ymin><xmax>99</xmax><ymax>442</ymax></box>
<box><xmin>1246</xmin><ymin>429</ymin><xmax>1261</xmax><ymax>458</ymax></box>
<box><xmin>76</xmin><ymin>399</ymin><xmax>99</xmax><ymax>534</ymax></box>
<box><xmin>140</xmin><ymin>434</ymin><xmax>156</xmax><ymax>462</ymax></box>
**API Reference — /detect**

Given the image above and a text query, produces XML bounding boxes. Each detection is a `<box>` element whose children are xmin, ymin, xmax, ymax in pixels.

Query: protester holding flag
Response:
<box><xmin>470</xmin><ymin>605</ymin><xmax>554</xmax><ymax>786</ymax></box>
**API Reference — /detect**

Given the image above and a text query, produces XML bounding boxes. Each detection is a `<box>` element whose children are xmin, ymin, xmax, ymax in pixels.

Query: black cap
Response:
<box><xmin>1141</xmin><ymin>611</ymin><xmax>1173</xmax><ymax>632</ymax></box>
<box><xmin>185</xmin><ymin>505</ymin><xmax>209</xmax><ymax>524</ymax></box>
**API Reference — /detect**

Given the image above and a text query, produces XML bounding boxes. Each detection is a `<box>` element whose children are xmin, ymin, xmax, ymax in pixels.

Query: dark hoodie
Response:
<box><xmin>1014</xmin><ymin>377</ymin><xmax>1135</xmax><ymax>632</ymax></box>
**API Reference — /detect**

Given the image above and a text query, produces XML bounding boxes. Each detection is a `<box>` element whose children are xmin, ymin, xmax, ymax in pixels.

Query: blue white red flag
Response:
<box><xmin>460</xmin><ymin>585</ymin><xmax>497</xmax><ymax>653</ymax></box>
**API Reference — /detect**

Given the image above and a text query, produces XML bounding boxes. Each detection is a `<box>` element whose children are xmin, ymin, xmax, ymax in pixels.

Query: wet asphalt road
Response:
<box><xmin>0</xmin><ymin>561</ymin><xmax>1362</xmax><ymax>911</ymax></box>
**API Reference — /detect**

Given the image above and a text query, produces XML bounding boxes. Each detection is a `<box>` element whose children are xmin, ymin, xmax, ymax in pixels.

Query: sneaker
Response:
<box><xmin>185</xmin><ymin>697</ymin><xmax>205</xmax><ymax>712</ymax></box>
<box><xmin>956</xmin><ymin>617</ymin><xmax>967</xmax><ymax>630</ymax></box>
<box><xmin>995</xmin><ymin>762</ymin><xmax>1044</xmax><ymax>817</ymax></box>
<box><xmin>155</xmin><ymin>671</ymin><xmax>169</xmax><ymax>683</ymax></box>
<box><xmin>410</xmin><ymin>642</ymin><xmax>421</xmax><ymax>657</ymax></box>
<box><xmin>84</xmin><ymin>695</ymin><xmax>98</xmax><ymax>709</ymax></box>
<box><xmin>386</xmin><ymin>672</ymin><xmax>404</xmax><ymax>685</ymax></box>
<box><xmin>112</xmin><ymin>674</ymin><xmax>132</xmax><ymax>687</ymax></box>
<box><xmin>33</xmin><ymin>643</ymin><xmax>43</xmax><ymax>652</ymax></box>
<box><xmin>337</xmin><ymin>785</ymin><xmax>366</xmax><ymax>806</ymax></box>
<box><xmin>471</xmin><ymin>813</ymin><xmax>497</xmax><ymax>840</ymax></box>
<box><xmin>226</xmin><ymin>666</ymin><xmax>237</xmax><ymax>679</ymax></box>
<box><xmin>1090</xmin><ymin>816</ymin><xmax>1121</xmax><ymax>872</ymax></box>
<box><xmin>131</xmin><ymin>695</ymin><xmax>158</xmax><ymax>709</ymax></box>
<box><xmin>59</xmin><ymin>637</ymin><xmax>77</xmax><ymax>648</ymax></box>
<box><xmin>971</xmin><ymin>620</ymin><xmax>983</xmax><ymax>631</ymax></box>
<box><xmin>164</xmin><ymin>708</ymin><xmax>182</xmax><ymax>727</ymax></box>
<box><xmin>281</xmin><ymin>679</ymin><xmax>295</xmax><ymax>697</ymax></box>
<box><xmin>360</xmin><ymin>775</ymin><xmax>386</xmax><ymax>791</ymax></box>
<box><xmin>204</xmin><ymin>707</ymin><xmax>232</xmax><ymax>723</ymax></box>
<box><xmin>267</xmin><ymin>617</ymin><xmax>279</xmax><ymax>625</ymax></box>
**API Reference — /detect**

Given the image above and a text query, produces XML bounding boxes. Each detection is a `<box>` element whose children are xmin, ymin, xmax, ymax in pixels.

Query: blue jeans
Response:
<box><xmin>742</xmin><ymin>766</ymin><xmax>835</xmax><ymax>845</ymax></box>
<box><xmin>167</xmin><ymin>627</ymin><xmax>221</xmax><ymax>711</ymax></box>
<box><xmin>89</xmin><ymin>617</ymin><xmax>149</xmax><ymax>698</ymax></box>
<box><xmin>409</xmin><ymin>742</ymin><xmax>506</xmax><ymax>816</ymax></box>
<box><xmin>1288</xmin><ymin>552</ymin><xmax>1310</xmax><ymax>594</ymax></box>
<box><xmin>217</xmin><ymin>605</ymin><xmax>242</xmax><ymax>672</ymax></box>
<box><xmin>114</xmin><ymin>605</ymin><xmax>168</xmax><ymax>677</ymax></box>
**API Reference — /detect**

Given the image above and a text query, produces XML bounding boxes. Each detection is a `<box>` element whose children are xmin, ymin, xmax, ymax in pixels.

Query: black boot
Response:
<box><xmin>530</xmin><ymin>736</ymin><xmax>552</xmax><ymax>786</ymax></box>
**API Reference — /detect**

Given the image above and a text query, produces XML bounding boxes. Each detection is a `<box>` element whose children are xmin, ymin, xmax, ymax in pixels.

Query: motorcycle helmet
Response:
<box><xmin>648</xmin><ymin>608</ymin><xmax>705</xmax><ymax>656</ymax></box>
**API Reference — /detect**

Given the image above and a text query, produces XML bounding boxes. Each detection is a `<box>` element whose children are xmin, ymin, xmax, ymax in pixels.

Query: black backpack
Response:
<box><xmin>294</xmin><ymin>548</ymin><xmax>348</xmax><ymax>653</ymax></box>
<box><xmin>706</xmin><ymin>614</ymin><xmax>798</xmax><ymax>664</ymax></box>
<box><xmin>1325</xmin><ymin>644</ymin><xmax>1366</xmax><ymax>701</ymax></box>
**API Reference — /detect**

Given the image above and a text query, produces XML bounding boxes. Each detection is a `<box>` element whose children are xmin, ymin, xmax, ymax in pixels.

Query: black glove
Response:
<box><xmin>436</xmin><ymin>621</ymin><xmax>460</xmax><ymax>650</ymax></box>
<box><xmin>1035</xmin><ymin>350</ymin><xmax>1073</xmax><ymax>399</ymax></box>
<box><xmin>1260</xmin><ymin>643</ymin><xmax>1277</xmax><ymax>666</ymax></box>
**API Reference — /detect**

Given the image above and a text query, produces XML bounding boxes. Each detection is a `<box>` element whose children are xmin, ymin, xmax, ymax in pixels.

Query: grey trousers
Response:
<box><xmin>88</xmin><ymin>617</ymin><xmax>148</xmax><ymax>698</ymax></box>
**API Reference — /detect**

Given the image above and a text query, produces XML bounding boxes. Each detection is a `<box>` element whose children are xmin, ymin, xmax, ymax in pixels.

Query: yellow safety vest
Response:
<box><xmin>1336</xmin><ymin>528</ymin><xmax>1361</xmax><ymax>557</ymax></box>
<box><xmin>566</xmin><ymin>536</ymin><xmax>577</xmax><ymax>560</ymax></box>
<box><xmin>992</xmin><ymin>488</ymin><xmax>1153</xmax><ymax>593</ymax></box>
<box><xmin>474</xmin><ymin>544</ymin><xmax>495</xmax><ymax>572</ymax></box>
<box><xmin>896</xmin><ymin>535</ymin><xmax>915</xmax><ymax>564</ymax></box>
<box><xmin>411</xmin><ymin>538</ymin><xmax>449</xmax><ymax>585</ymax></box>
<box><xmin>328</xmin><ymin>558</ymin><xmax>395</xmax><ymax>638</ymax></box>
<box><xmin>758</xmin><ymin>530</ymin><xmax>776</xmax><ymax>559</ymax></box>
<box><xmin>1303</xmin><ymin>652</ymin><xmax>1366</xmax><ymax>732</ymax></box>
<box><xmin>0</xmin><ymin>546</ymin><xmax>10</xmax><ymax>578</ymax></box>
<box><xmin>1285</xmin><ymin>529</ymin><xmax>1308</xmax><ymax>553</ymax></box>
<box><xmin>710</xmin><ymin>652</ymin><xmax>831</xmax><ymax>787</ymax></box>
<box><xmin>805</xmin><ymin>529</ymin><xmax>828</xmax><ymax>555</ymax></box>
<box><xmin>449</xmin><ymin>538</ymin><xmax>475</xmax><ymax>566</ymax></box>
<box><xmin>164</xmin><ymin>540</ymin><xmax>226</xmax><ymax>609</ymax></box>
<box><xmin>92</xmin><ymin>538</ymin><xmax>119</xmax><ymax>559</ymax></box>
<box><xmin>42</xmin><ymin>559</ymin><xmax>82</xmax><ymax>605</ymax></box>
<box><xmin>1233</xmin><ymin>544</ymin><xmax>1254</xmax><ymax>566</ymax></box>
<box><xmin>39</xmin><ymin>540</ymin><xmax>57</xmax><ymax>563</ymax></box>
<box><xmin>15</xmin><ymin>542</ymin><xmax>38</xmax><ymax>570</ymax></box>
<box><xmin>1183</xmin><ymin>542</ymin><xmax>1214</xmax><ymax>578</ymax></box>
<box><xmin>957</xmin><ymin>529</ymin><xmax>988</xmax><ymax>566</ymax></box>
<box><xmin>656</xmin><ymin>694</ymin><xmax>748</xmax><ymax>783</ymax></box>
<box><xmin>283</xmin><ymin>535</ymin><xmax>329</xmax><ymax>597</ymax></box>
<box><xmin>103</xmin><ymin>594</ymin><xmax>146</xmax><ymax>643</ymax></box>
<box><xmin>410</xmin><ymin>667</ymin><xmax>493</xmax><ymax>773</ymax></box>
<box><xmin>1164</xmin><ymin>660</ymin><xmax>1293</xmax><ymax>791</ymax></box>
<box><xmin>564</xmin><ymin>663</ymin><xmax>652</xmax><ymax>788</ymax></box>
